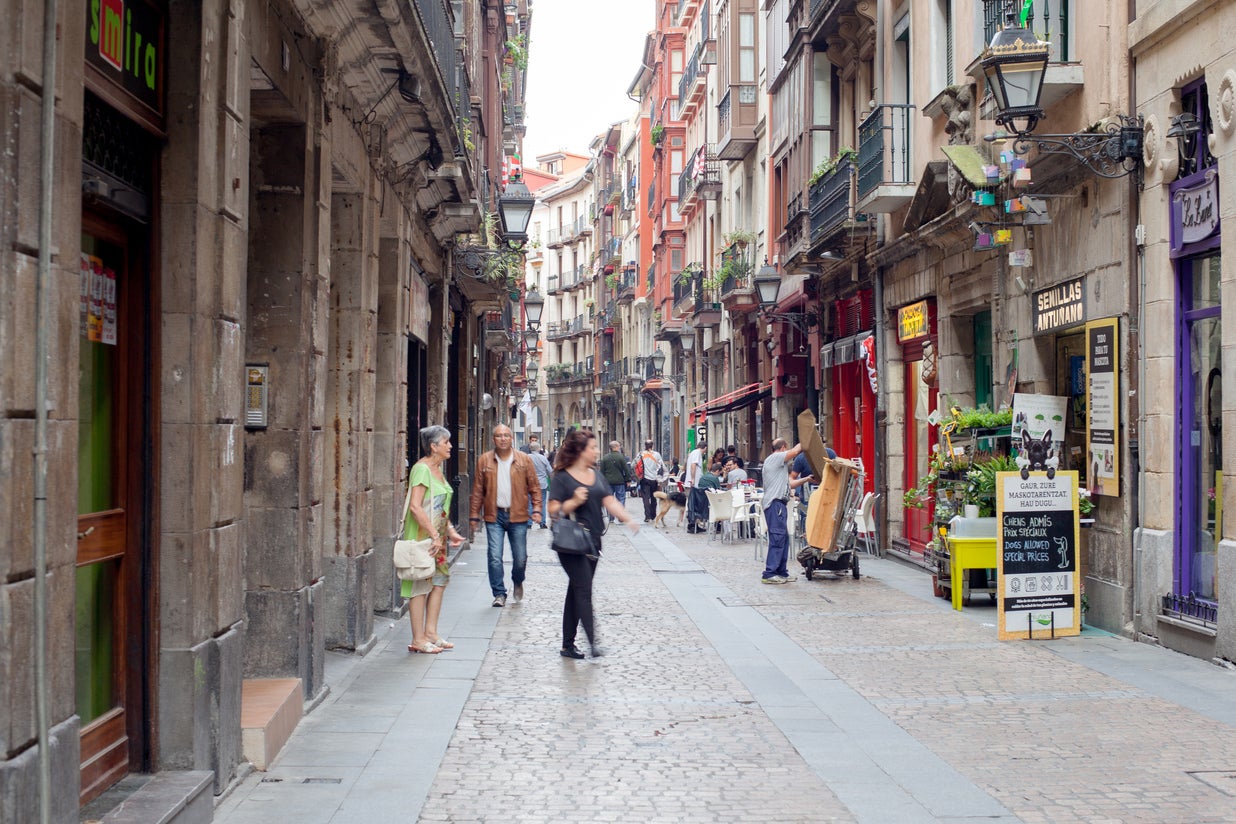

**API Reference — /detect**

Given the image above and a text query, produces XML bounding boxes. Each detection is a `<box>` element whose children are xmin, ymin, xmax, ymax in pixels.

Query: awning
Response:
<box><xmin>821</xmin><ymin>332</ymin><xmax>869</xmax><ymax>367</ymax></box>
<box><xmin>693</xmin><ymin>381</ymin><xmax>773</xmax><ymax>416</ymax></box>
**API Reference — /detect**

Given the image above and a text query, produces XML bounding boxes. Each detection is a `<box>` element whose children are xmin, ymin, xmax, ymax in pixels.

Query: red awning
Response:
<box><xmin>693</xmin><ymin>381</ymin><xmax>773</xmax><ymax>416</ymax></box>
<box><xmin>640</xmin><ymin>377</ymin><xmax>665</xmax><ymax>396</ymax></box>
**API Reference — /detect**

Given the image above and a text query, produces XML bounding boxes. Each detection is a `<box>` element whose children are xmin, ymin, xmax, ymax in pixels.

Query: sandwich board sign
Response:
<box><xmin>996</xmin><ymin>470</ymin><xmax>1081</xmax><ymax>640</ymax></box>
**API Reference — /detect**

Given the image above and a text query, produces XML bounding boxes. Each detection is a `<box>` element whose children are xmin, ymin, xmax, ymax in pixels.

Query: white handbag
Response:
<box><xmin>393</xmin><ymin>481</ymin><xmax>436</xmax><ymax>581</ymax></box>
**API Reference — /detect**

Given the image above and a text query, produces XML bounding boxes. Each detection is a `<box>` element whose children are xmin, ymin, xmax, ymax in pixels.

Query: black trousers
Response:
<box><xmin>688</xmin><ymin>487</ymin><xmax>709</xmax><ymax>530</ymax></box>
<box><xmin>640</xmin><ymin>478</ymin><xmax>659</xmax><ymax>520</ymax></box>
<box><xmin>558</xmin><ymin>550</ymin><xmax>599</xmax><ymax>648</ymax></box>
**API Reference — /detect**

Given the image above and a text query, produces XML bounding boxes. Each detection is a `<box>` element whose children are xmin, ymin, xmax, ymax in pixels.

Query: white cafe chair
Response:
<box><xmin>704</xmin><ymin>490</ymin><xmax>735</xmax><ymax>543</ymax></box>
<box><xmin>853</xmin><ymin>492</ymin><xmax>881</xmax><ymax>556</ymax></box>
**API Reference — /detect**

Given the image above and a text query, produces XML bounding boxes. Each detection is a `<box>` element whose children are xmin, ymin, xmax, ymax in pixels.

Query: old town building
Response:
<box><xmin>2</xmin><ymin>0</ymin><xmax>527</xmax><ymax>818</ymax></box>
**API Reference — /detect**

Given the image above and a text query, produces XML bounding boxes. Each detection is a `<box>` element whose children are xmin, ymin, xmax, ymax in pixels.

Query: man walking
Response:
<box><xmin>528</xmin><ymin>441</ymin><xmax>552</xmax><ymax>528</ymax></box>
<box><xmin>599</xmin><ymin>440</ymin><xmax>633</xmax><ymax>523</ymax></box>
<box><xmin>684</xmin><ymin>440</ymin><xmax>706</xmax><ymax>533</ymax></box>
<box><xmin>760</xmin><ymin>437</ymin><xmax>813</xmax><ymax>584</ymax></box>
<box><xmin>470</xmin><ymin>424</ymin><xmax>541</xmax><ymax>607</ymax></box>
<box><xmin>636</xmin><ymin>439</ymin><xmax>665</xmax><ymax>522</ymax></box>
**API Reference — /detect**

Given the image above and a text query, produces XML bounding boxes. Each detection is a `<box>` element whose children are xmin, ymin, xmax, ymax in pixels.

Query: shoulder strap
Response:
<box><xmin>397</xmin><ymin>473</ymin><xmax>415</xmax><ymax>534</ymax></box>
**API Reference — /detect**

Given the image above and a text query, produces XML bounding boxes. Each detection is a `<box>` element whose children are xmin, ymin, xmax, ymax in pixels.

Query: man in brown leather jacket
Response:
<box><xmin>469</xmin><ymin>424</ymin><xmax>542</xmax><ymax>607</ymax></box>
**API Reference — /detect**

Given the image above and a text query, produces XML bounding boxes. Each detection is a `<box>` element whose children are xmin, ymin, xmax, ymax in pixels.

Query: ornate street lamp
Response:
<box><xmin>981</xmin><ymin>10</ymin><xmax>1144</xmax><ymax>183</ymax></box>
<box><xmin>755</xmin><ymin>261</ymin><xmax>815</xmax><ymax>336</ymax></box>
<box><xmin>523</xmin><ymin>286</ymin><xmax>544</xmax><ymax>329</ymax></box>
<box><xmin>498</xmin><ymin>178</ymin><xmax>535</xmax><ymax>244</ymax></box>
<box><xmin>679</xmin><ymin>320</ymin><xmax>695</xmax><ymax>353</ymax></box>
<box><xmin>980</xmin><ymin>10</ymin><xmax>1049</xmax><ymax>136</ymax></box>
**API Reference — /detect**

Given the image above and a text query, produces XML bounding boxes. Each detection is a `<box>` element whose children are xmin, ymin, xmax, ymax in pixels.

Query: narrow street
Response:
<box><xmin>215</xmin><ymin>504</ymin><xmax>1236</xmax><ymax>824</ymax></box>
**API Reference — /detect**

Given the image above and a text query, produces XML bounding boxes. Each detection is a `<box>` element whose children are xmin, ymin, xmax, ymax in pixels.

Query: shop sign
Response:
<box><xmin>1031</xmin><ymin>277</ymin><xmax>1085</xmax><ymax>335</ymax></box>
<box><xmin>410</xmin><ymin>269</ymin><xmax>430</xmax><ymax>344</ymax></box>
<box><xmin>86</xmin><ymin>0</ymin><xmax>166</xmax><ymax>117</ymax></box>
<box><xmin>1086</xmin><ymin>318</ymin><xmax>1120</xmax><ymax>497</ymax></box>
<box><xmin>996</xmin><ymin>470</ymin><xmax>1081</xmax><ymax>640</ymax></box>
<box><xmin>1171</xmin><ymin>169</ymin><xmax>1219</xmax><ymax>253</ymax></box>
<box><xmin>896</xmin><ymin>300</ymin><xmax>930</xmax><ymax>343</ymax></box>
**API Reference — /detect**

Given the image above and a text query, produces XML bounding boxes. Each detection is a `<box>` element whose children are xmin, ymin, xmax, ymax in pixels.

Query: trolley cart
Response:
<box><xmin>798</xmin><ymin>460</ymin><xmax>865</xmax><ymax>580</ymax></box>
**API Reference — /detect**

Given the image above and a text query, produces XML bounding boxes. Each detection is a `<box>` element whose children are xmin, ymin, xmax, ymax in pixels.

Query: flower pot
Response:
<box><xmin>963</xmin><ymin>504</ymin><xmax>980</xmax><ymax>520</ymax></box>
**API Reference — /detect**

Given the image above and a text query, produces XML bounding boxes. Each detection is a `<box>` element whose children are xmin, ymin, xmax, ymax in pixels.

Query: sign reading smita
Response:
<box><xmin>1032</xmin><ymin>277</ymin><xmax>1086</xmax><ymax>335</ymax></box>
<box><xmin>86</xmin><ymin>0</ymin><xmax>165</xmax><ymax>117</ymax></box>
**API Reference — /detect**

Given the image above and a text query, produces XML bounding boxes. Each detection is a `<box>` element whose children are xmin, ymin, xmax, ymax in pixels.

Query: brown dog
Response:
<box><xmin>652</xmin><ymin>490</ymin><xmax>688</xmax><ymax>529</ymax></box>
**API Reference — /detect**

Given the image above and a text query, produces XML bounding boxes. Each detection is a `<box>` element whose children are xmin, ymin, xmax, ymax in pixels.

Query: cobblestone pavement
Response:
<box><xmin>216</xmin><ymin>501</ymin><xmax>1236</xmax><ymax>824</ymax></box>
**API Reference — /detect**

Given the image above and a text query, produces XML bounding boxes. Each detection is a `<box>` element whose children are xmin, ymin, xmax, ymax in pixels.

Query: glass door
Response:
<box><xmin>1179</xmin><ymin>253</ymin><xmax>1222</xmax><ymax>601</ymax></box>
<box><xmin>77</xmin><ymin>220</ymin><xmax>144</xmax><ymax>803</ymax></box>
<box><xmin>903</xmin><ymin>359</ymin><xmax>937</xmax><ymax>555</ymax></box>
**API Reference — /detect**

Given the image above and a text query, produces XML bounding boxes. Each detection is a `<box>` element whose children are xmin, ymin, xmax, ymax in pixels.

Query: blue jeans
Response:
<box><xmin>609</xmin><ymin>483</ymin><xmax>627</xmax><ymax>521</ymax></box>
<box><xmin>486</xmin><ymin>510</ymin><xmax>529</xmax><ymax>597</ymax></box>
<box><xmin>762</xmin><ymin>500</ymin><xmax>789</xmax><ymax>579</ymax></box>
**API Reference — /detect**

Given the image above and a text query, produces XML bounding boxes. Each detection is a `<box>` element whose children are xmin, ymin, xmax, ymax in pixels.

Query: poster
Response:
<box><xmin>997</xmin><ymin>470</ymin><xmax>1080</xmax><ymax>640</ymax></box>
<box><xmin>1086</xmin><ymin>318</ymin><xmax>1120</xmax><ymax>496</ymax></box>
<box><xmin>1012</xmin><ymin>393</ymin><xmax>1068</xmax><ymax>441</ymax></box>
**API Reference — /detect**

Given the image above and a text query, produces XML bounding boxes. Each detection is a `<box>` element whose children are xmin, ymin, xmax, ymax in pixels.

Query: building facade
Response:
<box><xmin>2</xmin><ymin>0</ymin><xmax>526</xmax><ymax>818</ymax></box>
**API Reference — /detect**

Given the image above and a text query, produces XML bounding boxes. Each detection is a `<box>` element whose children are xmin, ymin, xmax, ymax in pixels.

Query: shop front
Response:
<box><xmin>896</xmin><ymin>298</ymin><xmax>936</xmax><ymax>557</ymax></box>
<box><xmin>820</xmin><ymin>291</ymin><xmax>876</xmax><ymax>495</ymax></box>
<box><xmin>77</xmin><ymin>0</ymin><xmax>166</xmax><ymax>802</ymax></box>
<box><xmin>1168</xmin><ymin>90</ymin><xmax>1222</xmax><ymax>614</ymax></box>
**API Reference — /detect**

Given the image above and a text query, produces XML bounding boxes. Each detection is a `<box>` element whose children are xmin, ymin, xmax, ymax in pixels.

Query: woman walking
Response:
<box><xmin>404</xmin><ymin>425</ymin><xmax>465</xmax><ymax>653</ymax></box>
<box><xmin>548</xmin><ymin>429</ymin><xmax>638</xmax><ymax>659</ymax></box>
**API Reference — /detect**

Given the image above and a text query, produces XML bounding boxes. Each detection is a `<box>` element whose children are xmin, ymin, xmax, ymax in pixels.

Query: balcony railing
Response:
<box><xmin>676</xmin><ymin>46</ymin><xmax>703</xmax><ymax>116</ymax></box>
<box><xmin>411</xmin><ymin>0</ymin><xmax>468</xmax><ymax>145</ymax></box>
<box><xmin>717</xmin><ymin>242</ymin><xmax>753</xmax><ymax>297</ymax></box>
<box><xmin>672</xmin><ymin>272</ymin><xmax>694</xmax><ymax>305</ymax></box>
<box><xmin>857</xmin><ymin>104</ymin><xmax>915</xmax><ymax>202</ymax></box>
<box><xmin>678</xmin><ymin>145</ymin><xmax>720</xmax><ymax>204</ymax></box>
<box><xmin>809</xmin><ymin>161</ymin><xmax>854</xmax><ymax>248</ymax></box>
<box><xmin>983</xmin><ymin>0</ymin><xmax>1072</xmax><ymax>63</ymax></box>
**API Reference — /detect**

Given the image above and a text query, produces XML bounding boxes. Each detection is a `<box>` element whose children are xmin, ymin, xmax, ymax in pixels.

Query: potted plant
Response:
<box><xmin>808</xmin><ymin>146</ymin><xmax>858</xmax><ymax>187</ymax></box>
<box><xmin>650</xmin><ymin>124</ymin><xmax>664</xmax><ymax>146</ymax></box>
<box><xmin>962</xmin><ymin>455</ymin><xmax>1019</xmax><ymax>517</ymax></box>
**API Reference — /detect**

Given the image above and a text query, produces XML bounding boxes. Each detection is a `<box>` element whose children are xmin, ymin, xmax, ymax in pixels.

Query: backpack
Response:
<box><xmin>635</xmin><ymin>451</ymin><xmax>651</xmax><ymax>480</ymax></box>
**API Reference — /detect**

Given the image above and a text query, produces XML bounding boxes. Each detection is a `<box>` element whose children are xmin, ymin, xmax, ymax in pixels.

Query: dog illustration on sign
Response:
<box><xmin>1016</xmin><ymin>428</ymin><xmax>1058</xmax><ymax>480</ymax></box>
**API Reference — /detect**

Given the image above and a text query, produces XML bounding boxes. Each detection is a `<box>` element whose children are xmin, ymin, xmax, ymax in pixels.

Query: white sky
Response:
<box><xmin>522</xmin><ymin>0</ymin><xmax>654</xmax><ymax>166</ymax></box>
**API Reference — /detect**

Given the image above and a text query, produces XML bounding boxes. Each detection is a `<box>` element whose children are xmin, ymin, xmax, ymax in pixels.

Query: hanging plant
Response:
<box><xmin>650</xmin><ymin>124</ymin><xmax>665</xmax><ymax>146</ymax></box>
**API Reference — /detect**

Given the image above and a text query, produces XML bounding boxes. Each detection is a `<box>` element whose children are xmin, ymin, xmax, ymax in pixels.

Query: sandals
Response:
<box><xmin>407</xmin><ymin>640</ymin><xmax>441</xmax><ymax>654</ymax></box>
<box><xmin>431</xmin><ymin>637</ymin><xmax>454</xmax><ymax>650</ymax></box>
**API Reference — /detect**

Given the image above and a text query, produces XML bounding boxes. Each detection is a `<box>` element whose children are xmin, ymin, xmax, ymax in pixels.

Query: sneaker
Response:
<box><xmin>492</xmin><ymin>595</ymin><xmax>506</xmax><ymax>607</ymax></box>
<box><xmin>761</xmin><ymin>576</ymin><xmax>782</xmax><ymax>585</ymax></box>
<box><xmin>513</xmin><ymin>584</ymin><xmax>524</xmax><ymax>603</ymax></box>
<box><xmin>780</xmin><ymin>574</ymin><xmax>797</xmax><ymax>583</ymax></box>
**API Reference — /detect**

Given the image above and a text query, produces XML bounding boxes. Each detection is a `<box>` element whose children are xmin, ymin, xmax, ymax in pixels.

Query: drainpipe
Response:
<box><xmin>1129</xmin><ymin>43</ymin><xmax>1146</xmax><ymax>635</ymax></box>
<box><xmin>34</xmin><ymin>1</ymin><xmax>60</xmax><ymax>822</ymax></box>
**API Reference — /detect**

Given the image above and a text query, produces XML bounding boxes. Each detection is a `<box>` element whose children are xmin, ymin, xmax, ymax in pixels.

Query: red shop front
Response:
<box><xmin>897</xmin><ymin>298</ymin><xmax>937</xmax><ymax>557</ymax></box>
<box><xmin>822</xmin><ymin>292</ymin><xmax>875</xmax><ymax>495</ymax></box>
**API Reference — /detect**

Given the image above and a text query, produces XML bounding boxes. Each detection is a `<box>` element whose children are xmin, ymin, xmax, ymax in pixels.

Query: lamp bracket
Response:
<box><xmin>1008</xmin><ymin>115</ymin><xmax>1145</xmax><ymax>186</ymax></box>
<box><xmin>763</xmin><ymin>311</ymin><xmax>817</xmax><ymax>337</ymax></box>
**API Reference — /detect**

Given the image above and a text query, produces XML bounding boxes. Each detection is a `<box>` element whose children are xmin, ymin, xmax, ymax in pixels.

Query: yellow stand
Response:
<box><xmin>947</xmin><ymin>535</ymin><xmax>998</xmax><ymax>611</ymax></box>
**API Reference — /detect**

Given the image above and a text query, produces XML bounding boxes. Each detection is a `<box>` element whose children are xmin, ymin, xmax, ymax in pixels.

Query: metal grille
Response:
<box><xmin>83</xmin><ymin>94</ymin><xmax>154</xmax><ymax>195</ymax></box>
<box><xmin>1162</xmin><ymin>592</ymin><xmax>1217</xmax><ymax>626</ymax></box>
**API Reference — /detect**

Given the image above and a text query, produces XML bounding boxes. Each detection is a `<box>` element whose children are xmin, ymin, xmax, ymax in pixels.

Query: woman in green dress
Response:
<box><xmin>404</xmin><ymin>426</ymin><xmax>465</xmax><ymax>653</ymax></box>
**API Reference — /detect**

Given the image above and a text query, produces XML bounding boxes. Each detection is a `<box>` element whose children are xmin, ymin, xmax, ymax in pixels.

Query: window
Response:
<box><xmin>765</xmin><ymin>0</ymin><xmax>790</xmax><ymax>89</ymax></box>
<box><xmin>1177</xmin><ymin>81</ymin><xmax>1216</xmax><ymax>180</ymax></box>
<box><xmin>932</xmin><ymin>0</ymin><xmax>953</xmax><ymax>92</ymax></box>
<box><xmin>811</xmin><ymin>53</ymin><xmax>835</xmax><ymax>170</ymax></box>
<box><xmin>739</xmin><ymin>14</ymin><xmax>756</xmax><ymax>83</ymax></box>
<box><xmin>671</xmin><ymin>149</ymin><xmax>684</xmax><ymax>176</ymax></box>
<box><xmin>670</xmin><ymin>248</ymin><xmax>683</xmax><ymax>272</ymax></box>
<box><xmin>1178</xmin><ymin>253</ymin><xmax>1221</xmax><ymax>602</ymax></box>
<box><xmin>671</xmin><ymin>49</ymin><xmax>684</xmax><ymax>96</ymax></box>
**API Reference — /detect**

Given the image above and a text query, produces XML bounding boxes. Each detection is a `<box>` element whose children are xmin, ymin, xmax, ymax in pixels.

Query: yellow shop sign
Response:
<box><xmin>897</xmin><ymin>300</ymin><xmax>930</xmax><ymax>342</ymax></box>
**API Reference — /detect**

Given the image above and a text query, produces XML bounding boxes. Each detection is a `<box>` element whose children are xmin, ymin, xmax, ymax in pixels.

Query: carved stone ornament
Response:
<box><xmin>1142</xmin><ymin>114</ymin><xmax>1159</xmax><ymax>170</ymax></box>
<box><xmin>1217</xmin><ymin>70</ymin><xmax>1236</xmax><ymax>135</ymax></box>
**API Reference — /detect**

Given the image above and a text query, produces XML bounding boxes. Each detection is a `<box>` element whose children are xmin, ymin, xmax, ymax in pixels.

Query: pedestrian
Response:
<box><xmin>548</xmin><ymin>429</ymin><xmax>638</xmax><ymax>659</ymax></box>
<box><xmin>684</xmin><ymin>441</ymin><xmax>707</xmax><ymax>532</ymax></box>
<box><xmin>790</xmin><ymin>441</ymin><xmax>832</xmax><ymax>534</ymax></box>
<box><xmin>599</xmin><ymin>440</ymin><xmax>633</xmax><ymax>523</ymax></box>
<box><xmin>469</xmin><ymin>423</ymin><xmax>542</xmax><ymax>607</ymax></box>
<box><xmin>521</xmin><ymin>433</ymin><xmax>540</xmax><ymax>454</ymax></box>
<box><xmin>723</xmin><ymin>456</ymin><xmax>748</xmax><ymax>488</ymax></box>
<box><xmin>636</xmin><ymin>439</ymin><xmax>665</xmax><ymax>522</ymax></box>
<box><xmin>528</xmin><ymin>441</ymin><xmax>553</xmax><ymax>528</ymax></box>
<box><xmin>403</xmin><ymin>426</ymin><xmax>466</xmax><ymax>654</ymax></box>
<box><xmin>760</xmin><ymin>437</ymin><xmax>813</xmax><ymax>584</ymax></box>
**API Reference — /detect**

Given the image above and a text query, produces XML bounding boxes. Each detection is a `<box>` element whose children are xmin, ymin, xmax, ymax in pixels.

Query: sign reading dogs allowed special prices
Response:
<box><xmin>996</xmin><ymin>471</ymin><xmax>1080</xmax><ymax>640</ymax></box>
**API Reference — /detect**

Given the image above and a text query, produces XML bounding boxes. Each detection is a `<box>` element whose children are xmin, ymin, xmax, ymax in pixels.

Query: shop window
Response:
<box><xmin>1178</xmin><ymin>253</ymin><xmax>1221</xmax><ymax>602</ymax></box>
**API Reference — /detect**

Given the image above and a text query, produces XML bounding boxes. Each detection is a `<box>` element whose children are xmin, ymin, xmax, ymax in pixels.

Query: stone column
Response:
<box><xmin>157</xmin><ymin>0</ymin><xmax>245</xmax><ymax>791</ymax></box>
<box><xmin>322</xmin><ymin>184</ymin><xmax>380</xmax><ymax>649</ymax></box>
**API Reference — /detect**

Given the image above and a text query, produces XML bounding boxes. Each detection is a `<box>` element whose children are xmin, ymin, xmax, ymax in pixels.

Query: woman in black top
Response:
<box><xmin>548</xmin><ymin>429</ymin><xmax>638</xmax><ymax>659</ymax></box>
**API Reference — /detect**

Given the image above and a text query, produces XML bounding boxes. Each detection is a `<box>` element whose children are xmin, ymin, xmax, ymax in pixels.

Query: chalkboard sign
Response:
<box><xmin>996</xmin><ymin>470</ymin><xmax>1080</xmax><ymax>640</ymax></box>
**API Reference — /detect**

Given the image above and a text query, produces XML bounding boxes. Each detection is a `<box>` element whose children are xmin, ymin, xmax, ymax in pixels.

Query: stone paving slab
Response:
<box><xmin>216</xmin><ymin>503</ymin><xmax>1236</xmax><ymax>824</ymax></box>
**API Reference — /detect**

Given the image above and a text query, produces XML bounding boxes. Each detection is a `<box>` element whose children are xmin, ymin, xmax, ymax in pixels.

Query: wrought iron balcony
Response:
<box><xmin>412</xmin><ymin>0</ymin><xmax>469</xmax><ymax>147</ymax></box>
<box><xmin>677</xmin><ymin>45</ymin><xmax>705</xmax><ymax>118</ymax></box>
<box><xmin>856</xmin><ymin>104</ymin><xmax>916</xmax><ymax>212</ymax></box>
<box><xmin>678</xmin><ymin>145</ymin><xmax>720</xmax><ymax>211</ymax></box>
<box><xmin>809</xmin><ymin>161</ymin><xmax>854</xmax><ymax>250</ymax></box>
